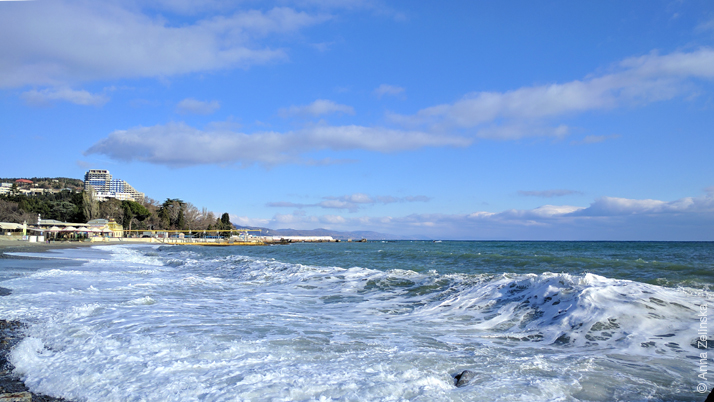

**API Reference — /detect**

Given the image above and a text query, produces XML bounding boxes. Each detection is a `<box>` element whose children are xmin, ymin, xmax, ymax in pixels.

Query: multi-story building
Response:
<box><xmin>84</xmin><ymin>169</ymin><xmax>145</xmax><ymax>202</ymax></box>
<box><xmin>84</xmin><ymin>169</ymin><xmax>111</xmax><ymax>192</ymax></box>
<box><xmin>0</xmin><ymin>183</ymin><xmax>11</xmax><ymax>195</ymax></box>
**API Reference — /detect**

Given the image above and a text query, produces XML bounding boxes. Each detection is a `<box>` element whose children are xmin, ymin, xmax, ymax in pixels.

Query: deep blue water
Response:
<box><xmin>189</xmin><ymin>241</ymin><xmax>714</xmax><ymax>287</ymax></box>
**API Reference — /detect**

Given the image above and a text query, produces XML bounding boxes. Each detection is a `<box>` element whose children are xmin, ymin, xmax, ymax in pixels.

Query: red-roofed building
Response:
<box><xmin>15</xmin><ymin>179</ymin><xmax>33</xmax><ymax>184</ymax></box>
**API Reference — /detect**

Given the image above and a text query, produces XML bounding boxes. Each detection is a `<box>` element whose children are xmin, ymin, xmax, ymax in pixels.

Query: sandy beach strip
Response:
<box><xmin>0</xmin><ymin>237</ymin><xmax>95</xmax><ymax>255</ymax></box>
<box><xmin>0</xmin><ymin>238</ymin><xmax>84</xmax><ymax>401</ymax></box>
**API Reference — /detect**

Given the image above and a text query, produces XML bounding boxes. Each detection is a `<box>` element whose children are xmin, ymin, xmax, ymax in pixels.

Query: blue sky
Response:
<box><xmin>1</xmin><ymin>0</ymin><xmax>713</xmax><ymax>240</ymax></box>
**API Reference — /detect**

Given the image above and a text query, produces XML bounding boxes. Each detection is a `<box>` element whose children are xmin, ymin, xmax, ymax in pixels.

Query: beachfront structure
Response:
<box><xmin>84</xmin><ymin>169</ymin><xmax>144</xmax><ymax>202</ymax></box>
<box><xmin>30</xmin><ymin>216</ymin><xmax>123</xmax><ymax>240</ymax></box>
<box><xmin>87</xmin><ymin>219</ymin><xmax>123</xmax><ymax>237</ymax></box>
<box><xmin>0</xmin><ymin>222</ymin><xmax>26</xmax><ymax>237</ymax></box>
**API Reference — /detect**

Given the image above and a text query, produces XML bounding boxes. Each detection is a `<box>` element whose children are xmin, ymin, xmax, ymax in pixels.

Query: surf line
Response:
<box><xmin>697</xmin><ymin>289</ymin><xmax>711</xmax><ymax>394</ymax></box>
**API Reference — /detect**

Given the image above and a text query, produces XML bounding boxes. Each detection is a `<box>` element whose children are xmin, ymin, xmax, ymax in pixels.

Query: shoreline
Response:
<box><xmin>0</xmin><ymin>239</ymin><xmax>81</xmax><ymax>401</ymax></box>
<box><xmin>0</xmin><ymin>320</ymin><xmax>71</xmax><ymax>402</ymax></box>
<box><xmin>0</xmin><ymin>238</ymin><xmax>96</xmax><ymax>255</ymax></box>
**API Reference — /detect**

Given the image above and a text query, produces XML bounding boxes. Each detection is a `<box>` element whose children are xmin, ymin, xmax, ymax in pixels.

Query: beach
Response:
<box><xmin>0</xmin><ymin>241</ymin><xmax>712</xmax><ymax>401</ymax></box>
<box><xmin>0</xmin><ymin>238</ymin><xmax>95</xmax><ymax>254</ymax></box>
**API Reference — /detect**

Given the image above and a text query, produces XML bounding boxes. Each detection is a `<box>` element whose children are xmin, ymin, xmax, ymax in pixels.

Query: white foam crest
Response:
<box><xmin>417</xmin><ymin>272</ymin><xmax>704</xmax><ymax>358</ymax></box>
<box><xmin>1</xmin><ymin>246</ymin><xmax>708</xmax><ymax>401</ymax></box>
<box><xmin>124</xmin><ymin>296</ymin><xmax>156</xmax><ymax>306</ymax></box>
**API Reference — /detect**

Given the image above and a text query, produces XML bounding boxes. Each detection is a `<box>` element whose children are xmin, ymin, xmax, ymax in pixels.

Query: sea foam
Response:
<box><xmin>0</xmin><ymin>244</ymin><xmax>707</xmax><ymax>401</ymax></box>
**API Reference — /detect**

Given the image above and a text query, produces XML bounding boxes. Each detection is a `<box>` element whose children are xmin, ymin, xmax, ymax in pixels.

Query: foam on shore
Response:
<box><xmin>0</xmin><ymin>244</ymin><xmax>708</xmax><ymax>401</ymax></box>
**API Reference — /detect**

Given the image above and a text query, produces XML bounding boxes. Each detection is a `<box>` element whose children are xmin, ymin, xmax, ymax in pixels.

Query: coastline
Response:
<box><xmin>0</xmin><ymin>238</ymin><xmax>82</xmax><ymax>402</ymax></box>
<box><xmin>0</xmin><ymin>238</ymin><xmax>95</xmax><ymax>255</ymax></box>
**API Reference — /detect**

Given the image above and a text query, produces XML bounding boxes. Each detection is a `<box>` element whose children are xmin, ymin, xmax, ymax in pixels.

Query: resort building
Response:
<box><xmin>84</xmin><ymin>169</ymin><xmax>145</xmax><ymax>202</ymax></box>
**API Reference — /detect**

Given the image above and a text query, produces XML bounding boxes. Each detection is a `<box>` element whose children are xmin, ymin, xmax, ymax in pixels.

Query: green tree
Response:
<box><xmin>17</xmin><ymin>198</ymin><xmax>30</xmax><ymax>212</ymax></box>
<box><xmin>122</xmin><ymin>203</ymin><xmax>134</xmax><ymax>231</ymax></box>
<box><xmin>177</xmin><ymin>209</ymin><xmax>186</xmax><ymax>230</ymax></box>
<box><xmin>159</xmin><ymin>207</ymin><xmax>171</xmax><ymax>229</ymax></box>
<box><xmin>159</xmin><ymin>198</ymin><xmax>185</xmax><ymax>229</ymax></box>
<box><xmin>219</xmin><ymin>213</ymin><xmax>233</xmax><ymax>231</ymax></box>
<box><xmin>122</xmin><ymin>200</ymin><xmax>150</xmax><ymax>221</ymax></box>
<box><xmin>82</xmin><ymin>189</ymin><xmax>99</xmax><ymax>222</ymax></box>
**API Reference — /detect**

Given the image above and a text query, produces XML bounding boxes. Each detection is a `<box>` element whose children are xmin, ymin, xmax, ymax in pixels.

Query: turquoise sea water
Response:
<box><xmin>215</xmin><ymin>241</ymin><xmax>714</xmax><ymax>286</ymax></box>
<box><xmin>0</xmin><ymin>241</ymin><xmax>713</xmax><ymax>401</ymax></box>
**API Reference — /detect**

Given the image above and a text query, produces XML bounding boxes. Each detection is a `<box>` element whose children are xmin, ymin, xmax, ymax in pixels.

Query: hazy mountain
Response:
<box><xmin>233</xmin><ymin>226</ymin><xmax>427</xmax><ymax>240</ymax></box>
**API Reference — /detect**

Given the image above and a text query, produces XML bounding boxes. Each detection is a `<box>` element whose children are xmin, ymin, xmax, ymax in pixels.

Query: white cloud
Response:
<box><xmin>570</xmin><ymin>196</ymin><xmax>711</xmax><ymax>216</ymax></box>
<box><xmin>389</xmin><ymin>48</ymin><xmax>714</xmax><ymax>139</ymax></box>
<box><xmin>374</xmin><ymin>84</ymin><xmax>405</xmax><ymax>98</ymax></box>
<box><xmin>267</xmin><ymin>192</ymin><xmax>431</xmax><ymax>212</ymax></box>
<box><xmin>20</xmin><ymin>87</ymin><xmax>109</xmax><ymax>106</ymax></box>
<box><xmin>230</xmin><ymin>215</ymin><xmax>271</xmax><ymax>228</ymax></box>
<box><xmin>474</xmin><ymin>124</ymin><xmax>570</xmax><ymax>141</ymax></box>
<box><xmin>279</xmin><ymin>99</ymin><xmax>355</xmax><ymax>117</ymax></box>
<box><xmin>0</xmin><ymin>2</ymin><xmax>329</xmax><ymax>87</ymax></box>
<box><xmin>176</xmin><ymin>98</ymin><xmax>221</xmax><ymax>115</ymax></box>
<box><xmin>250</xmin><ymin>191</ymin><xmax>714</xmax><ymax>240</ymax></box>
<box><xmin>84</xmin><ymin>122</ymin><xmax>471</xmax><ymax>167</ymax></box>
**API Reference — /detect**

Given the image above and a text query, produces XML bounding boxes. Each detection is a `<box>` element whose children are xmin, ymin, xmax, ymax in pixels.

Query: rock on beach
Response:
<box><xmin>454</xmin><ymin>370</ymin><xmax>477</xmax><ymax>387</ymax></box>
<box><xmin>0</xmin><ymin>319</ymin><xmax>71</xmax><ymax>401</ymax></box>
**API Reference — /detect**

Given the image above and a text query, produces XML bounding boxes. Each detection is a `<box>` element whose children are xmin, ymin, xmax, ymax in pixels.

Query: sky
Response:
<box><xmin>1</xmin><ymin>0</ymin><xmax>714</xmax><ymax>240</ymax></box>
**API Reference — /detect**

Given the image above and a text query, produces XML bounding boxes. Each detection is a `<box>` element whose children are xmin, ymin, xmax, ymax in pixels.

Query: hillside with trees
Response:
<box><xmin>0</xmin><ymin>191</ymin><xmax>233</xmax><ymax>232</ymax></box>
<box><xmin>0</xmin><ymin>177</ymin><xmax>84</xmax><ymax>191</ymax></box>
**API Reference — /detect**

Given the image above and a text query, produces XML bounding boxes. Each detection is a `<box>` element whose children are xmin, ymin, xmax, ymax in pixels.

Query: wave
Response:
<box><xmin>0</xmin><ymin>244</ymin><xmax>708</xmax><ymax>401</ymax></box>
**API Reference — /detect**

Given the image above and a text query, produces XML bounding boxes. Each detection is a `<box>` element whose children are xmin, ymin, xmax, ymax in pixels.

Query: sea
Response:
<box><xmin>0</xmin><ymin>241</ymin><xmax>713</xmax><ymax>402</ymax></box>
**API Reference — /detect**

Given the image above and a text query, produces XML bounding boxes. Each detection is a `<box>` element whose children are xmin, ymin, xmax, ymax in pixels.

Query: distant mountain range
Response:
<box><xmin>233</xmin><ymin>225</ymin><xmax>427</xmax><ymax>241</ymax></box>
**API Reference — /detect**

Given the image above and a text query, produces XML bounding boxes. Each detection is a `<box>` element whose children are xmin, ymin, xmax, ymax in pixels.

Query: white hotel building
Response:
<box><xmin>84</xmin><ymin>169</ymin><xmax>145</xmax><ymax>202</ymax></box>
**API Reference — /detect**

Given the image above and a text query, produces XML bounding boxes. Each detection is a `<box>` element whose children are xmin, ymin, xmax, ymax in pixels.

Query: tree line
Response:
<box><xmin>0</xmin><ymin>191</ymin><xmax>233</xmax><ymax>231</ymax></box>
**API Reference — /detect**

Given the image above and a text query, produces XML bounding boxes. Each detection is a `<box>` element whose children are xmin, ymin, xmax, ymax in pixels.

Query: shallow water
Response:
<box><xmin>0</xmin><ymin>241</ymin><xmax>712</xmax><ymax>401</ymax></box>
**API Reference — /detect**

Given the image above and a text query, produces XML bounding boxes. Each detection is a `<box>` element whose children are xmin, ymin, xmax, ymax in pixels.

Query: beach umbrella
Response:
<box><xmin>46</xmin><ymin>226</ymin><xmax>62</xmax><ymax>232</ymax></box>
<box><xmin>62</xmin><ymin>226</ymin><xmax>78</xmax><ymax>232</ymax></box>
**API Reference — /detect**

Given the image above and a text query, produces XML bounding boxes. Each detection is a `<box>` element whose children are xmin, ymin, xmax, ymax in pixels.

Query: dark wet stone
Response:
<box><xmin>454</xmin><ymin>370</ymin><xmax>477</xmax><ymax>387</ymax></box>
<box><xmin>0</xmin><ymin>320</ymin><xmax>70</xmax><ymax>401</ymax></box>
<box><xmin>0</xmin><ymin>289</ymin><xmax>10</xmax><ymax>297</ymax></box>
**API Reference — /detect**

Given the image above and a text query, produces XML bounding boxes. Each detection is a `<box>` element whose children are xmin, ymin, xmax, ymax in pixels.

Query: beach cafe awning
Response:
<box><xmin>61</xmin><ymin>226</ymin><xmax>78</xmax><ymax>232</ymax></box>
<box><xmin>0</xmin><ymin>222</ymin><xmax>24</xmax><ymax>230</ymax></box>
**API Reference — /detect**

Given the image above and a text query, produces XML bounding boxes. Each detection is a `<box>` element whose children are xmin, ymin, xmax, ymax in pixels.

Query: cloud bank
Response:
<box><xmin>238</xmin><ymin>191</ymin><xmax>714</xmax><ymax>240</ymax></box>
<box><xmin>267</xmin><ymin>193</ymin><xmax>430</xmax><ymax>212</ymax></box>
<box><xmin>389</xmin><ymin>48</ymin><xmax>714</xmax><ymax>139</ymax></box>
<box><xmin>21</xmin><ymin>87</ymin><xmax>109</xmax><ymax>106</ymax></box>
<box><xmin>0</xmin><ymin>2</ymin><xmax>329</xmax><ymax>88</ymax></box>
<box><xmin>84</xmin><ymin>122</ymin><xmax>472</xmax><ymax>167</ymax></box>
